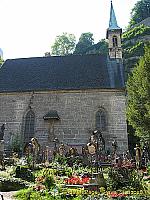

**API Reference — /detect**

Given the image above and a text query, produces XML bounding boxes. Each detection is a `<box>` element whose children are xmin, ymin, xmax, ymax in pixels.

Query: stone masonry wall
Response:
<box><xmin>0</xmin><ymin>89</ymin><xmax>128</xmax><ymax>154</ymax></box>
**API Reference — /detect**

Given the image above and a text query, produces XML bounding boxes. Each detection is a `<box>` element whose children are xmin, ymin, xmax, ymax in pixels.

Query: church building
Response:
<box><xmin>0</xmin><ymin>1</ymin><xmax>128</xmax><ymax>154</ymax></box>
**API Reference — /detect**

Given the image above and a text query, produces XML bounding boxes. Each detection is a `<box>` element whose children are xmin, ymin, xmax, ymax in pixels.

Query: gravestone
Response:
<box><xmin>0</xmin><ymin>124</ymin><xmax>5</xmax><ymax>169</ymax></box>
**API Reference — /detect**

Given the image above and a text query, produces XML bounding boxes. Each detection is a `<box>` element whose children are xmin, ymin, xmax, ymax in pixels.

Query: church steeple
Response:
<box><xmin>107</xmin><ymin>1</ymin><xmax>122</xmax><ymax>59</ymax></box>
<box><xmin>109</xmin><ymin>0</ymin><xmax>120</xmax><ymax>30</ymax></box>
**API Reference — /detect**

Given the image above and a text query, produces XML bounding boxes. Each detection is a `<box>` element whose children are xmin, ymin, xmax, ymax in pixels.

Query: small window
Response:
<box><xmin>96</xmin><ymin>109</ymin><xmax>107</xmax><ymax>131</ymax></box>
<box><xmin>113</xmin><ymin>36</ymin><xmax>118</xmax><ymax>47</ymax></box>
<box><xmin>24</xmin><ymin>110</ymin><xmax>35</xmax><ymax>143</ymax></box>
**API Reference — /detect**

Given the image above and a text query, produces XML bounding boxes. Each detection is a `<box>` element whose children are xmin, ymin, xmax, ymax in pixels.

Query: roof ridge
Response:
<box><xmin>5</xmin><ymin>53</ymin><xmax>107</xmax><ymax>61</ymax></box>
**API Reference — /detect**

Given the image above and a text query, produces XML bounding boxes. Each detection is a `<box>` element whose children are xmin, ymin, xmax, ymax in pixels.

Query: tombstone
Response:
<box><xmin>68</xmin><ymin>147</ymin><xmax>78</xmax><ymax>157</ymax></box>
<box><xmin>0</xmin><ymin>124</ymin><xmax>5</xmax><ymax>140</ymax></box>
<box><xmin>112</xmin><ymin>140</ymin><xmax>118</xmax><ymax>155</ymax></box>
<box><xmin>0</xmin><ymin>140</ymin><xmax>5</xmax><ymax>170</ymax></box>
<box><xmin>141</xmin><ymin>144</ymin><xmax>149</xmax><ymax>167</ymax></box>
<box><xmin>143</xmin><ymin>142</ymin><xmax>150</xmax><ymax>160</ymax></box>
<box><xmin>125</xmin><ymin>150</ymin><xmax>132</xmax><ymax>160</ymax></box>
<box><xmin>53</xmin><ymin>138</ymin><xmax>59</xmax><ymax>159</ymax></box>
<box><xmin>43</xmin><ymin>146</ymin><xmax>50</xmax><ymax>166</ymax></box>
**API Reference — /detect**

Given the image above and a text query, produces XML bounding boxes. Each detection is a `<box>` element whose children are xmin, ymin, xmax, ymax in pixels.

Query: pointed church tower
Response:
<box><xmin>106</xmin><ymin>1</ymin><xmax>122</xmax><ymax>59</ymax></box>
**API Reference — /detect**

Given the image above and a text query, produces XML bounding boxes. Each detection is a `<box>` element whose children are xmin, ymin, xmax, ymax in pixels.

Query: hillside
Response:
<box><xmin>122</xmin><ymin>17</ymin><xmax>150</xmax><ymax>80</ymax></box>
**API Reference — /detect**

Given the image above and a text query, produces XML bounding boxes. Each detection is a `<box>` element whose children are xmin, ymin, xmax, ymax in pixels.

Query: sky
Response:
<box><xmin>0</xmin><ymin>0</ymin><xmax>138</xmax><ymax>60</ymax></box>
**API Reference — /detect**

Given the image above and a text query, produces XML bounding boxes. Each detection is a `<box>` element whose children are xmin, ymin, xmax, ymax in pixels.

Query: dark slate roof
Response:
<box><xmin>43</xmin><ymin>110</ymin><xmax>60</xmax><ymax>120</ymax></box>
<box><xmin>0</xmin><ymin>54</ymin><xmax>124</xmax><ymax>92</ymax></box>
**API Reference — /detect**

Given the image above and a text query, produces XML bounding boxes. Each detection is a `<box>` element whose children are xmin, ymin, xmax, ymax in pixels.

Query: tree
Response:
<box><xmin>127</xmin><ymin>44</ymin><xmax>150</xmax><ymax>141</ymax></box>
<box><xmin>51</xmin><ymin>32</ymin><xmax>76</xmax><ymax>56</ymax></box>
<box><xmin>129</xmin><ymin>0</ymin><xmax>150</xmax><ymax>27</ymax></box>
<box><xmin>85</xmin><ymin>39</ymin><xmax>108</xmax><ymax>55</ymax></box>
<box><xmin>0</xmin><ymin>57</ymin><xmax>4</xmax><ymax>68</ymax></box>
<box><xmin>74</xmin><ymin>32</ymin><xmax>94</xmax><ymax>55</ymax></box>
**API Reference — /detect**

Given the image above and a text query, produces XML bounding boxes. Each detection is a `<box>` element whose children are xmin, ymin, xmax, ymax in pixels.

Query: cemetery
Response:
<box><xmin>0</xmin><ymin>1</ymin><xmax>150</xmax><ymax>199</ymax></box>
<box><xmin>0</xmin><ymin>128</ymin><xmax>149</xmax><ymax>200</ymax></box>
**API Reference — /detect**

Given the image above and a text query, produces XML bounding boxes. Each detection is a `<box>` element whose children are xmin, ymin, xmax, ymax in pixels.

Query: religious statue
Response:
<box><xmin>24</xmin><ymin>142</ymin><xmax>32</xmax><ymax>156</ymax></box>
<box><xmin>112</xmin><ymin>140</ymin><xmax>118</xmax><ymax>155</ymax></box>
<box><xmin>58</xmin><ymin>143</ymin><xmax>66</xmax><ymax>156</ymax></box>
<box><xmin>135</xmin><ymin>144</ymin><xmax>142</xmax><ymax>169</ymax></box>
<box><xmin>31</xmin><ymin>137</ymin><xmax>40</xmax><ymax>164</ymax></box>
<box><xmin>24</xmin><ymin>137</ymin><xmax>40</xmax><ymax>167</ymax></box>
<box><xmin>0</xmin><ymin>123</ymin><xmax>6</xmax><ymax>140</ymax></box>
<box><xmin>82</xmin><ymin>146</ymin><xmax>89</xmax><ymax>156</ymax></box>
<box><xmin>93</xmin><ymin>130</ymin><xmax>105</xmax><ymax>153</ymax></box>
<box><xmin>87</xmin><ymin>142</ymin><xmax>96</xmax><ymax>155</ymax></box>
<box><xmin>68</xmin><ymin>147</ymin><xmax>78</xmax><ymax>157</ymax></box>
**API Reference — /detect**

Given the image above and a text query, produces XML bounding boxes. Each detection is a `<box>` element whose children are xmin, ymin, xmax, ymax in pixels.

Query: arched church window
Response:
<box><xmin>95</xmin><ymin>109</ymin><xmax>107</xmax><ymax>131</ymax></box>
<box><xmin>24</xmin><ymin>110</ymin><xmax>35</xmax><ymax>143</ymax></box>
<box><xmin>112</xmin><ymin>36</ymin><xmax>118</xmax><ymax>47</ymax></box>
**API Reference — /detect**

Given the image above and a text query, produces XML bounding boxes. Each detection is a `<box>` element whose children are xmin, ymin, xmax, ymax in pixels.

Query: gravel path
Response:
<box><xmin>0</xmin><ymin>191</ymin><xmax>17</xmax><ymax>200</ymax></box>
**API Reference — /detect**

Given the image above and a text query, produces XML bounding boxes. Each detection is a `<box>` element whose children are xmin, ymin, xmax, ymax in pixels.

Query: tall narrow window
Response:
<box><xmin>113</xmin><ymin>36</ymin><xmax>118</xmax><ymax>47</ymax></box>
<box><xmin>24</xmin><ymin>110</ymin><xmax>35</xmax><ymax>143</ymax></box>
<box><xmin>96</xmin><ymin>109</ymin><xmax>107</xmax><ymax>131</ymax></box>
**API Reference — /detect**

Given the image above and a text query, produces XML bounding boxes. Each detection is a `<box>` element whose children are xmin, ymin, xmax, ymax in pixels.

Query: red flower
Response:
<box><xmin>109</xmin><ymin>192</ymin><xmax>128</xmax><ymax>198</ymax></box>
<box><xmin>64</xmin><ymin>176</ymin><xmax>90</xmax><ymax>185</ymax></box>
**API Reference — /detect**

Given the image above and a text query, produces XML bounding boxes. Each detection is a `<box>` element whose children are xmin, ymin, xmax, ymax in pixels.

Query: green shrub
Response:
<box><xmin>15</xmin><ymin>165</ymin><xmax>34</xmax><ymax>182</ymax></box>
<box><xmin>107</xmin><ymin>167</ymin><xmax>144</xmax><ymax>191</ymax></box>
<box><xmin>15</xmin><ymin>188</ymin><xmax>70</xmax><ymax>200</ymax></box>
<box><xmin>123</xmin><ymin>41</ymin><xmax>145</xmax><ymax>59</ymax></box>
<box><xmin>0</xmin><ymin>177</ymin><xmax>29</xmax><ymax>192</ymax></box>
<box><xmin>35</xmin><ymin>168</ymin><xmax>55</xmax><ymax>190</ymax></box>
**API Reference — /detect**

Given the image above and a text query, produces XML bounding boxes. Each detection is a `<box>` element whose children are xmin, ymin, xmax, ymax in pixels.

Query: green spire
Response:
<box><xmin>109</xmin><ymin>0</ymin><xmax>120</xmax><ymax>30</ymax></box>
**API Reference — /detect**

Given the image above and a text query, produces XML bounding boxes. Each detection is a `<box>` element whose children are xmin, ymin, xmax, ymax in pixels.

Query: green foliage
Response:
<box><xmin>15</xmin><ymin>188</ymin><xmax>84</xmax><ymax>200</ymax></box>
<box><xmin>0</xmin><ymin>166</ymin><xmax>16</xmax><ymax>178</ymax></box>
<box><xmin>15</xmin><ymin>188</ymin><xmax>33</xmax><ymax>200</ymax></box>
<box><xmin>122</xmin><ymin>25</ymin><xmax>150</xmax><ymax>42</ymax></box>
<box><xmin>128</xmin><ymin>131</ymin><xmax>140</xmax><ymax>157</ymax></box>
<box><xmin>44</xmin><ymin>176</ymin><xmax>55</xmax><ymax>189</ymax></box>
<box><xmin>74</xmin><ymin>32</ymin><xmax>94</xmax><ymax>55</ymax></box>
<box><xmin>15</xmin><ymin>165</ymin><xmax>34</xmax><ymax>182</ymax></box>
<box><xmin>122</xmin><ymin>25</ymin><xmax>150</xmax><ymax>81</ymax></box>
<box><xmin>0</xmin><ymin>57</ymin><xmax>4</xmax><ymax>67</ymax></box>
<box><xmin>107</xmin><ymin>167</ymin><xmax>144</xmax><ymax>191</ymax></box>
<box><xmin>36</xmin><ymin>168</ymin><xmax>55</xmax><ymax>189</ymax></box>
<box><xmin>129</xmin><ymin>0</ymin><xmax>150</xmax><ymax>27</ymax></box>
<box><xmin>51</xmin><ymin>32</ymin><xmax>76</xmax><ymax>56</ymax></box>
<box><xmin>148</xmin><ymin>165</ymin><xmax>150</xmax><ymax>175</ymax></box>
<box><xmin>124</xmin><ymin>41</ymin><xmax>145</xmax><ymax>59</ymax></box>
<box><xmin>54</xmin><ymin>154</ymin><xmax>67</xmax><ymax>165</ymax></box>
<box><xmin>85</xmin><ymin>39</ymin><xmax>108</xmax><ymax>55</ymax></box>
<box><xmin>0</xmin><ymin>177</ymin><xmax>29</xmax><ymax>192</ymax></box>
<box><xmin>36</xmin><ymin>165</ymin><xmax>72</xmax><ymax>178</ymax></box>
<box><xmin>15</xmin><ymin>188</ymin><xmax>63</xmax><ymax>200</ymax></box>
<box><xmin>10</xmin><ymin>132</ymin><xmax>22</xmax><ymax>153</ymax></box>
<box><xmin>127</xmin><ymin>45</ymin><xmax>150</xmax><ymax>140</ymax></box>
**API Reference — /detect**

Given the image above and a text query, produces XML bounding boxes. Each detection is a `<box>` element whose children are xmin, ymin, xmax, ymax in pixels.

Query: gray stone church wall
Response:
<box><xmin>0</xmin><ymin>89</ymin><xmax>128</xmax><ymax>154</ymax></box>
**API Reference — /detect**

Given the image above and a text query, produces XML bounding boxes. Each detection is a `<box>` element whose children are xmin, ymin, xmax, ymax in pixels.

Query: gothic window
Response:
<box><xmin>24</xmin><ymin>110</ymin><xmax>35</xmax><ymax>143</ymax></box>
<box><xmin>112</xmin><ymin>36</ymin><xmax>118</xmax><ymax>47</ymax></box>
<box><xmin>95</xmin><ymin>109</ymin><xmax>107</xmax><ymax>131</ymax></box>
